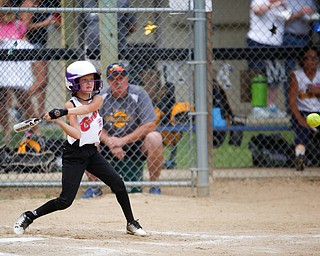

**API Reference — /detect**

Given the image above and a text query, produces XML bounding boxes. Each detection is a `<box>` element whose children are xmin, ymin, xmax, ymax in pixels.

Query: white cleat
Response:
<box><xmin>126</xmin><ymin>220</ymin><xmax>148</xmax><ymax>237</ymax></box>
<box><xmin>13</xmin><ymin>212</ymin><xmax>33</xmax><ymax>235</ymax></box>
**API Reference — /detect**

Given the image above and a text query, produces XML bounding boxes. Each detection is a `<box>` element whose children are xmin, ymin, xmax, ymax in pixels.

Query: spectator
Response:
<box><xmin>283</xmin><ymin>0</ymin><xmax>316</xmax><ymax>110</ymax></box>
<box><xmin>81</xmin><ymin>63</ymin><xmax>164</xmax><ymax>198</ymax></box>
<box><xmin>0</xmin><ymin>0</ymin><xmax>38</xmax><ymax>143</ymax></box>
<box><xmin>19</xmin><ymin>0</ymin><xmax>60</xmax><ymax>116</ymax></box>
<box><xmin>83</xmin><ymin>0</ymin><xmax>137</xmax><ymax>71</ymax></box>
<box><xmin>288</xmin><ymin>46</ymin><xmax>320</xmax><ymax>171</ymax></box>
<box><xmin>13</xmin><ymin>60</ymin><xmax>147</xmax><ymax>237</ymax></box>
<box><xmin>247</xmin><ymin>0</ymin><xmax>288</xmax><ymax>118</ymax></box>
<box><xmin>83</xmin><ymin>0</ymin><xmax>161</xmax><ymax>101</ymax></box>
<box><xmin>102</xmin><ymin>63</ymin><xmax>163</xmax><ymax>191</ymax></box>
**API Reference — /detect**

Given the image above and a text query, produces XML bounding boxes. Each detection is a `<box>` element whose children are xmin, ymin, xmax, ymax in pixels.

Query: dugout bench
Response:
<box><xmin>157</xmin><ymin>116</ymin><xmax>292</xmax><ymax>133</ymax></box>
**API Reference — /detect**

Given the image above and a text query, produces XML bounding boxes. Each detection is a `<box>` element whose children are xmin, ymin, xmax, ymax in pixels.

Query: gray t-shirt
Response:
<box><xmin>100</xmin><ymin>84</ymin><xmax>156</xmax><ymax>137</ymax></box>
<box><xmin>285</xmin><ymin>0</ymin><xmax>316</xmax><ymax>35</ymax></box>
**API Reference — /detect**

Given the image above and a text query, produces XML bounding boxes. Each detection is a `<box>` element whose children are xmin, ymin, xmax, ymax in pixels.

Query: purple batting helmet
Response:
<box><xmin>65</xmin><ymin>61</ymin><xmax>103</xmax><ymax>94</ymax></box>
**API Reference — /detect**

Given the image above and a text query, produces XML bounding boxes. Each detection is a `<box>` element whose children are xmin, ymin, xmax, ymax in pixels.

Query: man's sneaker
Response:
<box><xmin>81</xmin><ymin>187</ymin><xmax>103</xmax><ymax>199</ymax></box>
<box><xmin>149</xmin><ymin>187</ymin><xmax>161</xmax><ymax>195</ymax></box>
<box><xmin>126</xmin><ymin>220</ymin><xmax>147</xmax><ymax>237</ymax></box>
<box><xmin>164</xmin><ymin>160</ymin><xmax>176</xmax><ymax>169</ymax></box>
<box><xmin>295</xmin><ymin>154</ymin><xmax>306</xmax><ymax>171</ymax></box>
<box><xmin>13</xmin><ymin>212</ymin><xmax>33</xmax><ymax>235</ymax></box>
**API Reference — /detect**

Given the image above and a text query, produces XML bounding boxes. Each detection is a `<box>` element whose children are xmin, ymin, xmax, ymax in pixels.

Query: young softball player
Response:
<box><xmin>13</xmin><ymin>60</ymin><xmax>147</xmax><ymax>237</ymax></box>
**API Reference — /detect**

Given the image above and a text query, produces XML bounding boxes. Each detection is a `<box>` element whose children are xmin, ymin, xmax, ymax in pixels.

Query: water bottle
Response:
<box><xmin>251</xmin><ymin>75</ymin><xmax>267</xmax><ymax>107</ymax></box>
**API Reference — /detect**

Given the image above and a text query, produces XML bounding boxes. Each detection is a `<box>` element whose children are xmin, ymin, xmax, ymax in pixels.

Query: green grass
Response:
<box><xmin>164</xmin><ymin>130</ymin><xmax>295</xmax><ymax>169</ymax></box>
<box><xmin>1</xmin><ymin>126</ymin><xmax>65</xmax><ymax>150</ymax></box>
<box><xmin>164</xmin><ymin>132</ymin><xmax>196</xmax><ymax>169</ymax></box>
<box><xmin>215</xmin><ymin>130</ymin><xmax>295</xmax><ymax>168</ymax></box>
<box><xmin>41</xmin><ymin>127</ymin><xmax>65</xmax><ymax>140</ymax></box>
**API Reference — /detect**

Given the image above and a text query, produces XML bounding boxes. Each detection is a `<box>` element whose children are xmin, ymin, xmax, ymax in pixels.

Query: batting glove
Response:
<box><xmin>48</xmin><ymin>108</ymin><xmax>69</xmax><ymax>119</ymax></box>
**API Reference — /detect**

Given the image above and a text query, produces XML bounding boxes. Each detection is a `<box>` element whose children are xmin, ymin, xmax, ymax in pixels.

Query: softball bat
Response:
<box><xmin>13</xmin><ymin>117</ymin><xmax>43</xmax><ymax>132</ymax></box>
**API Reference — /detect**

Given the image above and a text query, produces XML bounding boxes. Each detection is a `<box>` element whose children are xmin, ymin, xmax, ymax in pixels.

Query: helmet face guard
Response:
<box><xmin>65</xmin><ymin>61</ymin><xmax>103</xmax><ymax>94</ymax></box>
<box><xmin>70</xmin><ymin>73</ymin><xmax>103</xmax><ymax>94</ymax></box>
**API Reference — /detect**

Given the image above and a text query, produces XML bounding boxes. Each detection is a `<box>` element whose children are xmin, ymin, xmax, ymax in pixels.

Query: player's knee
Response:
<box><xmin>111</xmin><ymin>179</ymin><xmax>127</xmax><ymax>194</ymax></box>
<box><xmin>55</xmin><ymin>197</ymin><xmax>73</xmax><ymax>210</ymax></box>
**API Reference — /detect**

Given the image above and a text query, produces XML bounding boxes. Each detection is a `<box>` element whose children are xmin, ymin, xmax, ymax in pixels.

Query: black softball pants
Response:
<box><xmin>33</xmin><ymin>142</ymin><xmax>134</xmax><ymax>222</ymax></box>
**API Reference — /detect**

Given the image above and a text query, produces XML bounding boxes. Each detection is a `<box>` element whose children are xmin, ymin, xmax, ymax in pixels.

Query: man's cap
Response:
<box><xmin>106</xmin><ymin>63</ymin><xmax>128</xmax><ymax>79</ymax></box>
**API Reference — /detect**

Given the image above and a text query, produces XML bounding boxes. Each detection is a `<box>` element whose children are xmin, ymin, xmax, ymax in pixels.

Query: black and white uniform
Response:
<box><xmin>31</xmin><ymin>96</ymin><xmax>134</xmax><ymax>222</ymax></box>
<box><xmin>291</xmin><ymin>69</ymin><xmax>320</xmax><ymax>146</ymax></box>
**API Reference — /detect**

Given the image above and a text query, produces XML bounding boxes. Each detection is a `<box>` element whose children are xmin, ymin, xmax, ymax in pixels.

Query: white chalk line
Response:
<box><xmin>0</xmin><ymin>253</ymin><xmax>21</xmax><ymax>256</ymax></box>
<box><xmin>0</xmin><ymin>237</ymin><xmax>44</xmax><ymax>243</ymax></box>
<box><xmin>2</xmin><ymin>227</ymin><xmax>320</xmax><ymax>243</ymax></box>
<box><xmin>0</xmin><ymin>235</ymin><xmax>152</xmax><ymax>256</ymax></box>
<box><xmin>1</xmin><ymin>230</ymin><xmax>320</xmax><ymax>255</ymax></box>
<box><xmin>147</xmin><ymin>230</ymin><xmax>320</xmax><ymax>240</ymax></box>
<box><xmin>2</xmin><ymin>226</ymin><xmax>320</xmax><ymax>243</ymax></box>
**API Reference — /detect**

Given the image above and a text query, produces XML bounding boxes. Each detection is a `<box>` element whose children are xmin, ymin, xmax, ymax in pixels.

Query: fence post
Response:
<box><xmin>206</xmin><ymin>1</ymin><xmax>214</xmax><ymax>183</ymax></box>
<box><xmin>100</xmin><ymin>0</ymin><xmax>118</xmax><ymax>72</ymax></box>
<box><xmin>194</xmin><ymin>0</ymin><xmax>210</xmax><ymax>197</ymax></box>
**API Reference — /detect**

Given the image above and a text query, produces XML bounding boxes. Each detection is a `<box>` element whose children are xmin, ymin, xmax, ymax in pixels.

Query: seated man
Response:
<box><xmin>288</xmin><ymin>45</ymin><xmax>320</xmax><ymax>171</ymax></box>
<box><xmin>81</xmin><ymin>63</ymin><xmax>163</xmax><ymax>198</ymax></box>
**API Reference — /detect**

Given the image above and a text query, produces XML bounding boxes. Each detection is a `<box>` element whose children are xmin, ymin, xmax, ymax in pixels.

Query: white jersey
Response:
<box><xmin>247</xmin><ymin>0</ymin><xmax>287</xmax><ymax>46</ymax></box>
<box><xmin>285</xmin><ymin>0</ymin><xmax>316</xmax><ymax>36</ymax></box>
<box><xmin>0</xmin><ymin>39</ymin><xmax>35</xmax><ymax>90</ymax></box>
<box><xmin>293</xmin><ymin>69</ymin><xmax>320</xmax><ymax>112</ymax></box>
<box><xmin>67</xmin><ymin>97</ymin><xmax>103</xmax><ymax>147</ymax></box>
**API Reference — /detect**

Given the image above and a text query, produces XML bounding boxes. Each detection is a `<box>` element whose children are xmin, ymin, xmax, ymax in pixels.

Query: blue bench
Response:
<box><xmin>213</xmin><ymin>125</ymin><xmax>292</xmax><ymax>131</ymax></box>
<box><xmin>157</xmin><ymin>124</ymin><xmax>292</xmax><ymax>132</ymax></box>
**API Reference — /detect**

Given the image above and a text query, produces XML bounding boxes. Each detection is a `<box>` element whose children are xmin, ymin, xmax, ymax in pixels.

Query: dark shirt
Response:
<box><xmin>83</xmin><ymin>0</ymin><xmax>137</xmax><ymax>51</ymax></box>
<box><xmin>15</xmin><ymin>0</ymin><xmax>60</xmax><ymax>47</ymax></box>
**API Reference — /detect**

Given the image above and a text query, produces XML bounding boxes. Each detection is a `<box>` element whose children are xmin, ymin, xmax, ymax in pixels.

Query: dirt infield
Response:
<box><xmin>0</xmin><ymin>177</ymin><xmax>320</xmax><ymax>256</ymax></box>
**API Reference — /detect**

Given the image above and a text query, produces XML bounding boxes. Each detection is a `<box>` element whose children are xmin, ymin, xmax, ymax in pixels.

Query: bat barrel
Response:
<box><xmin>13</xmin><ymin>118</ymin><xmax>41</xmax><ymax>132</ymax></box>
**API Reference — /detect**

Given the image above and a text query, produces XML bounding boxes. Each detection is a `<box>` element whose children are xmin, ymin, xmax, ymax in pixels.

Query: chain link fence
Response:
<box><xmin>1</xmin><ymin>0</ymin><xmax>320</xmax><ymax>192</ymax></box>
<box><xmin>210</xmin><ymin>0</ymin><xmax>320</xmax><ymax>177</ymax></box>
<box><xmin>0</xmin><ymin>0</ymin><xmax>199</xmax><ymax>191</ymax></box>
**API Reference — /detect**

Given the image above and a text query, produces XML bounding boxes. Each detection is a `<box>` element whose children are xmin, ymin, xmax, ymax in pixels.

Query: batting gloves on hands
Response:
<box><xmin>48</xmin><ymin>108</ymin><xmax>69</xmax><ymax>119</ymax></box>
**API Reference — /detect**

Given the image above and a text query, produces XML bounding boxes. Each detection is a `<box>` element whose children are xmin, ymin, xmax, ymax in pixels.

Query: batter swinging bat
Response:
<box><xmin>13</xmin><ymin>117</ymin><xmax>43</xmax><ymax>132</ymax></box>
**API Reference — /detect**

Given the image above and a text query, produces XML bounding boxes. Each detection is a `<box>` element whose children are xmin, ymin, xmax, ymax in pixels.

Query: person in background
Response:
<box><xmin>81</xmin><ymin>63</ymin><xmax>164</xmax><ymax>198</ymax></box>
<box><xmin>288</xmin><ymin>46</ymin><xmax>320</xmax><ymax>171</ymax></box>
<box><xmin>102</xmin><ymin>63</ymin><xmax>163</xmax><ymax>193</ymax></box>
<box><xmin>83</xmin><ymin>0</ymin><xmax>160</xmax><ymax>100</ymax></box>
<box><xmin>83</xmin><ymin>0</ymin><xmax>137</xmax><ymax>71</ymax></box>
<box><xmin>247</xmin><ymin>0</ymin><xmax>288</xmax><ymax>119</ymax></box>
<box><xmin>19</xmin><ymin>0</ymin><xmax>60</xmax><ymax>116</ymax></box>
<box><xmin>283</xmin><ymin>0</ymin><xmax>317</xmax><ymax>110</ymax></box>
<box><xmin>0</xmin><ymin>0</ymin><xmax>38</xmax><ymax>143</ymax></box>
